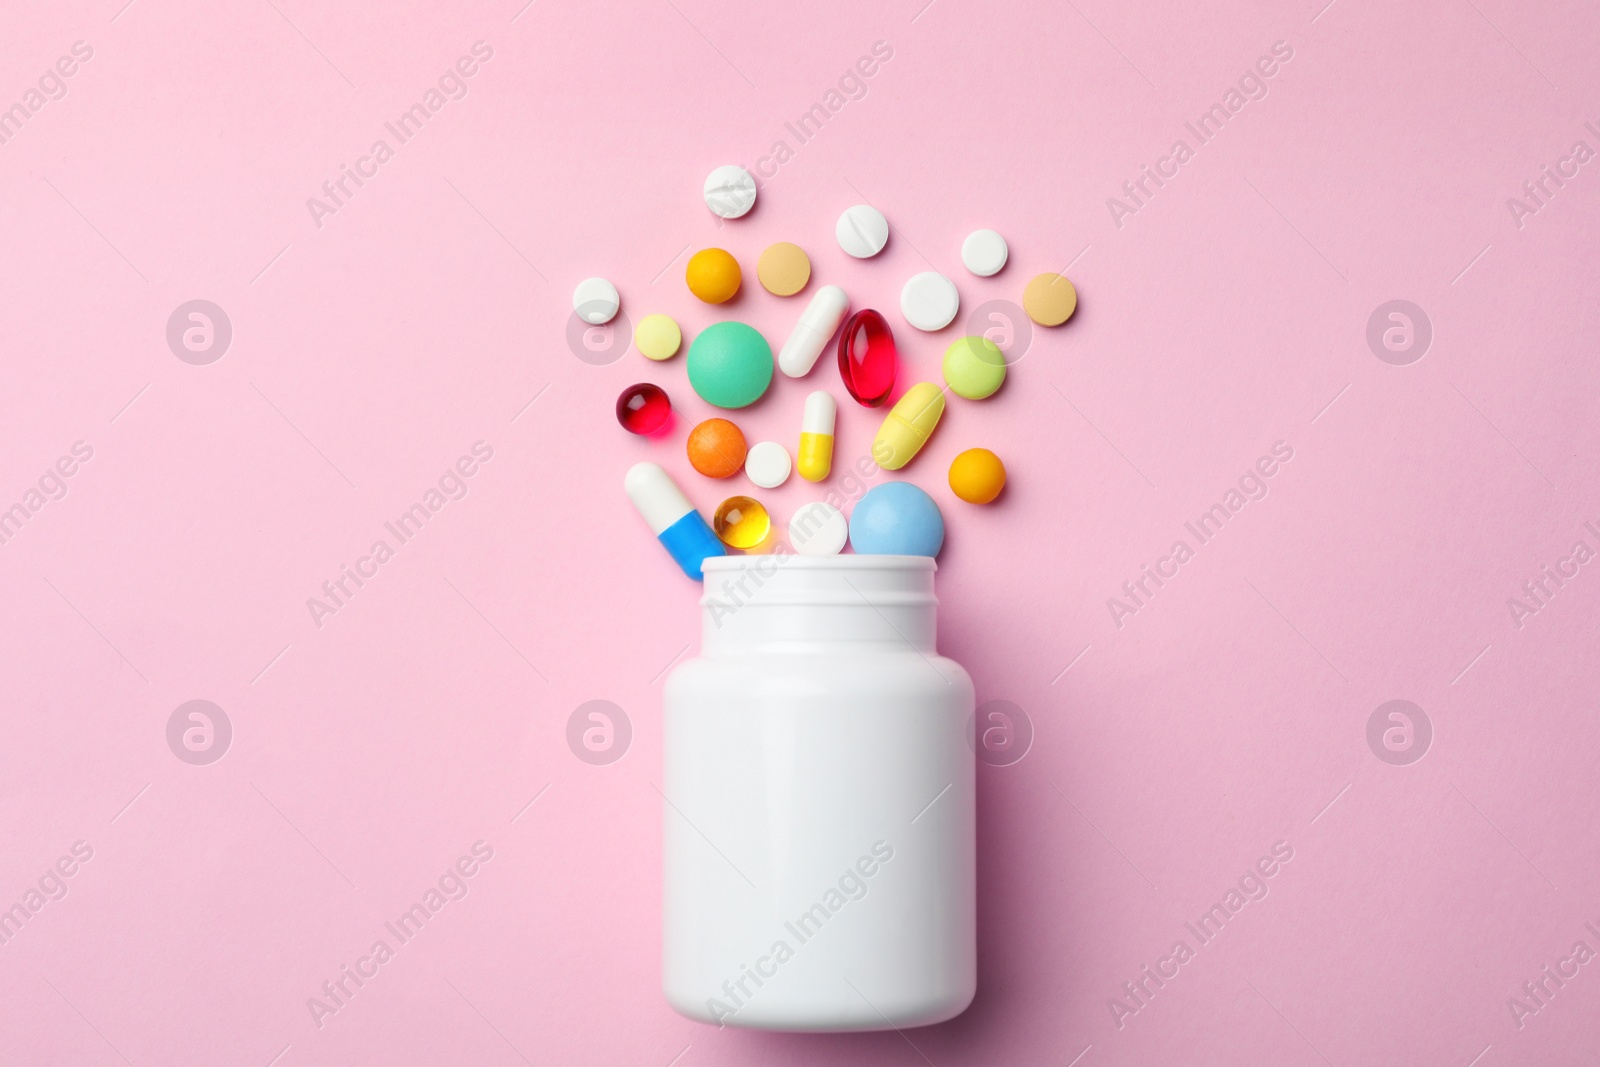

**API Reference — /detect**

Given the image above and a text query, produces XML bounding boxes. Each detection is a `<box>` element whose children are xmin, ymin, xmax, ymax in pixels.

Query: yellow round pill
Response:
<box><xmin>713</xmin><ymin>495</ymin><xmax>771</xmax><ymax>548</ymax></box>
<box><xmin>948</xmin><ymin>448</ymin><xmax>1006</xmax><ymax>504</ymax></box>
<box><xmin>634</xmin><ymin>314</ymin><xmax>682</xmax><ymax>361</ymax></box>
<box><xmin>686</xmin><ymin>248</ymin><xmax>741</xmax><ymax>304</ymax></box>
<box><xmin>1022</xmin><ymin>272</ymin><xmax>1077</xmax><ymax>326</ymax></box>
<box><xmin>756</xmin><ymin>242</ymin><xmax>811</xmax><ymax>296</ymax></box>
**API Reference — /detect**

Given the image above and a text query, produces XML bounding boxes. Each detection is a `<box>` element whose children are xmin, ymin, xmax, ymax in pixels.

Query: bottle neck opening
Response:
<box><xmin>699</xmin><ymin>556</ymin><xmax>939</xmax><ymax>653</ymax></box>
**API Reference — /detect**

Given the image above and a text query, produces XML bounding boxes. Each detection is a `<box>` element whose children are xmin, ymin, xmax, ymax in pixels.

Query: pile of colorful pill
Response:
<box><xmin>579</xmin><ymin>166</ymin><xmax>1078</xmax><ymax>579</ymax></box>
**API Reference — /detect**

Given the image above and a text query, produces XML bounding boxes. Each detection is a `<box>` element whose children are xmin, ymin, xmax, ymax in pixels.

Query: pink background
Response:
<box><xmin>3</xmin><ymin>0</ymin><xmax>1599</xmax><ymax>1063</ymax></box>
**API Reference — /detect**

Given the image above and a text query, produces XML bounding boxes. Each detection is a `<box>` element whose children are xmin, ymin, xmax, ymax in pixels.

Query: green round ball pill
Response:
<box><xmin>686</xmin><ymin>321</ymin><xmax>774</xmax><ymax>409</ymax></box>
<box><xmin>942</xmin><ymin>336</ymin><xmax>1006</xmax><ymax>400</ymax></box>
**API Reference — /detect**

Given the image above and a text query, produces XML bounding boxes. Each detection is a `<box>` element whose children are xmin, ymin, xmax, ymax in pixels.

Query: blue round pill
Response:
<box><xmin>849</xmin><ymin>482</ymin><xmax>945</xmax><ymax>557</ymax></box>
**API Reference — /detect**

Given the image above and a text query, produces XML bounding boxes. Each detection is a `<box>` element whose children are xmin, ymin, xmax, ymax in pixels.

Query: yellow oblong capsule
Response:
<box><xmin>798</xmin><ymin>390</ymin><xmax>836</xmax><ymax>482</ymax></box>
<box><xmin>871</xmin><ymin>382</ymin><xmax>945</xmax><ymax>470</ymax></box>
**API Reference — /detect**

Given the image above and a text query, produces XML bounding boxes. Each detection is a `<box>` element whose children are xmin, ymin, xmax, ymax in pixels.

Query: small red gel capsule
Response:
<box><xmin>616</xmin><ymin>383</ymin><xmax>672</xmax><ymax>434</ymax></box>
<box><xmin>836</xmin><ymin>309</ymin><xmax>897</xmax><ymax>407</ymax></box>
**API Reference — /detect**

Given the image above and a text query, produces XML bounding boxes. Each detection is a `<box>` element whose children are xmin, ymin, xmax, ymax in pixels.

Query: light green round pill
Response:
<box><xmin>686</xmin><ymin>321</ymin><xmax>774</xmax><ymax>409</ymax></box>
<box><xmin>942</xmin><ymin>336</ymin><xmax>1006</xmax><ymax>400</ymax></box>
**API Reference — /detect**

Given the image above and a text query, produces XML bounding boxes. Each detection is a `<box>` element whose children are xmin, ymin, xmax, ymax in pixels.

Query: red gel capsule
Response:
<box><xmin>616</xmin><ymin>383</ymin><xmax>672</xmax><ymax>435</ymax></box>
<box><xmin>836</xmin><ymin>309</ymin><xmax>897</xmax><ymax>407</ymax></box>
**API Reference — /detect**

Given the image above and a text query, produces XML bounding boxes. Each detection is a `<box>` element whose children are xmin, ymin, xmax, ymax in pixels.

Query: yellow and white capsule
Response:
<box><xmin>797</xmin><ymin>390</ymin><xmax>836</xmax><ymax>482</ymax></box>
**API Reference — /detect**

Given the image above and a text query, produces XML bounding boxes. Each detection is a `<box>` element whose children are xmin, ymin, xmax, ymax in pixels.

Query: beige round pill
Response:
<box><xmin>757</xmin><ymin>242</ymin><xmax>811</xmax><ymax>296</ymax></box>
<box><xmin>1023</xmin><ymin>272</ymin><xmax>1078</xmax><ymax>326</ymax></box>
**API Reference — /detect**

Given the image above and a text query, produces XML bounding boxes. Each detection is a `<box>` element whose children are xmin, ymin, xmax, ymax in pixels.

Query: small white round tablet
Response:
<box><xmin>572</xmin><ymin>277</ymin><xmax>620</xmax><ymax>325</ymax></box>
<box><xmin>789</xmin><ymin>502</ymin><xmax>848</xmax><ymax>556</ymax></box>
<box><xmin>961</xmin><ymin>229</ymin><xmax>1008</xmax><ymax>276</ymax></box>
<box><xmin>703</xmin><ymin>165</ymin><xmax>757</xmax><ymax>219</ymax></box>
<box><xmin>745</xmin><ymin>441</ymin><xmax>792</xmax><ymax>488</ymax></box>
<box><xmin>900</xmin><ymin>271</ymin><xmax>960</xmax><ymax>331</ymax></box>
<box><xmin>836</xmin><ymin>204</ymin><xmax>889</xmax><ymax>258</ymax></box>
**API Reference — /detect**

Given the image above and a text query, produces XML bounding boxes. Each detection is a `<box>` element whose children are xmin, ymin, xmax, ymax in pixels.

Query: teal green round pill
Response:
<box><xmin>942</xmin><ymin>336</ymin><xmax>1006</xmax><ymax>400</ymax></box>
<box><xmin>687</xmin><ymin>321</ymin><xmax>774</xmax><ymax>409</ymax></box>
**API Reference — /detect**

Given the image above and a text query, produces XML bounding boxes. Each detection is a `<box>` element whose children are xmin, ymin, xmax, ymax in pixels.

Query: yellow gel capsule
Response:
<box><xmin>871</xmin><ymin>382</ymin><xmax>945</xmax><ymax>471</ymax></box>
<box><xmin>798</xmin><ymin>390</ymin><xmax>835</xmax><ymax>482</ymax></box>
<box><xmin>713</xmin><ymin>495</ymin><xmax>771</xmax><ymax>549</ymax></box>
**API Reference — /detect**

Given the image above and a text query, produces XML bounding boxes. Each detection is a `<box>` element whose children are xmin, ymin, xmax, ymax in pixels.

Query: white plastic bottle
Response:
<box><xmin>663</xmin><ymin>555</ymin><xmax>976</xmax><ymax>1031</ymax></box>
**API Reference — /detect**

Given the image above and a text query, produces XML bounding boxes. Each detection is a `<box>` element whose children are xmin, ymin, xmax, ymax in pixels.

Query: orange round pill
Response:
<box><xmin>687</xmin><ymin>418</ymin><xmax>748</xmax><ymax>478</ymax></box>
<box><xmin>686</xmin><ymin>248</ymin><xmax>742</xmax><ymax>304</ymax></box>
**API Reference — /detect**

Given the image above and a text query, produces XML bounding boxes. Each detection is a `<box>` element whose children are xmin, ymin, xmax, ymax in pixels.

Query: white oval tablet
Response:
<box><xmin>961</xmin><ymin>229</ymin><xmax>1008</xmax><ymax>276</ymax></box>
<box><xmin>573</xmin><ymin>277</ymin><xmax>620</xmax><ymax>325</ymax></box>
<box><xmin>703</xmin><ymin>165</ymin><xmax>757</xmax><ymax>219</ymax></box>
<box><xmin>788</xmin><ymin>501</ymin><xmax>848</xmax><ymax>556</ymax></box>
<box><xmin>836</xmin><ymin>204</ymin><xmax>889</xmax><ymax>258</ymax></box>
<box><xmin>900</xmin><ymin>271</ymin><xmax>960</xmax><ymax>331</ymax></box>
<box><xmin>745</xmin><ymin>441</ymin><xmax>792</xmax><ymax>488</ymax></box>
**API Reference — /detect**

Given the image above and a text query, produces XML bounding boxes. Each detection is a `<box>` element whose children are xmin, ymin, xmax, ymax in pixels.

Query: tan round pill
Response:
<box><xmin>1022</xmin><ymin>272</ymin><xmax>1077</xmax><ymax>326</ymax></box>
<box><xmin>757</xmin><ymin>242</ymin><xmax>811</xmax><ymax>297</ymax></box>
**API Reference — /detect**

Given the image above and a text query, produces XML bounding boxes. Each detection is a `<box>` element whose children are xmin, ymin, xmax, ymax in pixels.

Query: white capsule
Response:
<box><xmin>624</xmin><ymin>461</ymin><xmax>693</xmax><ymax>535</ymax></box>
<box><xmin>778</xmin><ymin>285</ymin><xmax>849</xmax><ymax>378</ymax></box>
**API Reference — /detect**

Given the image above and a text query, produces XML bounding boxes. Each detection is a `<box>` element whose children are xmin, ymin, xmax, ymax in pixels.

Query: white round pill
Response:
<box><xmin>572</xmin><ymin>277</ymin><xmax>620</xmax><ymax>325</ymax></box>
<box><xmin>900</xmin><ymin>271</ymin><xmax>960</xmax><ymax>331</ymax></box>
<box><xmin>789</xmin><ymin>502</ymin><xmax>848</xmax><ymax>556</ymax></box>
<box><xmin>836</xmin><ymin>204</ymin><xmax>889</xmax><ymax>258</ymax></box>
<box><xmin>703</xmin><ymin>165</ymin><xmax>757</xmax><ymax>219</ymax></box>
<box><xmin>745</xmin><ymin>441</ymin><xmax>792</xmax><ymax>488</ymax></box>
<box><xmin>961</xmin><ymin>229</ymin><xmax>1008</xmax><ymax>276</ymax></box>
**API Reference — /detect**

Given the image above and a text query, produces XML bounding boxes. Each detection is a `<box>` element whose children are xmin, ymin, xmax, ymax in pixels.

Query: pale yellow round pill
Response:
<box><xmin>757</xmin><ymin>242</ymin><xmax>811</xmax><ymax>296</ymax></box>
<box><xmin>1023</xmin><ymin>272</ymin><xmax>1077</xmax><ymax>326</ymax></box>
<box><xmin>635</xmin><ymin>314</ymin><xmax>682</xmax><ymax>361</ymax></box>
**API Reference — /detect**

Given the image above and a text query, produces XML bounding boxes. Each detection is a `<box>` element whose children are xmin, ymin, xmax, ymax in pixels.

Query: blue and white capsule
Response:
<box><xmin>625</xmin><ymin>462</ymin><xmax>725</xmax><ymax>579</ymax></box>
